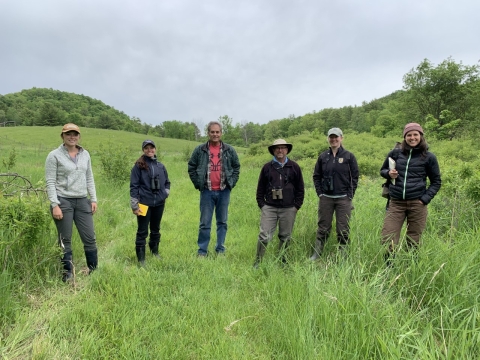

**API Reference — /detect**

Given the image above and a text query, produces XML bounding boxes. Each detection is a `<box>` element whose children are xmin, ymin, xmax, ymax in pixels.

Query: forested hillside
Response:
<box><xmin>1</xmin><ymin>58</ymin><xmax>479</xmax><ymax>145</ymax></box>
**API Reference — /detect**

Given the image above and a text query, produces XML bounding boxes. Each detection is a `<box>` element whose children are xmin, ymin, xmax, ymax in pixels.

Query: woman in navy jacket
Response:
<box><xmin>130</xmin><ymin>140</ymin><xmax>170</xmax><ymax>266</ymax></box>
<box><xmin>380</xmin><ymin>123</ymin><xmax>441</xmax><ymax>263</ymax></box>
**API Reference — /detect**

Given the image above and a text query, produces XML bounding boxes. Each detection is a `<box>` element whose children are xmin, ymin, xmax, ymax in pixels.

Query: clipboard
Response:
<box><xmin>138</xmin><ymin>203</ymin><xmax>149</xmax><ymax>216</ymax></box>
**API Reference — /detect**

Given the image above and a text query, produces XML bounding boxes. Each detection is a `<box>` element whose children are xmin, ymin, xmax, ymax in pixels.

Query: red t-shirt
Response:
<box><xmin>209</xmin><ymin>143</ymin><xmax>221</xmax><ymax>190</ymax></box>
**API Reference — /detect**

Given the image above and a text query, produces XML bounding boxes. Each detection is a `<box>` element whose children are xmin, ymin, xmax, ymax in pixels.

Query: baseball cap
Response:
<box><xmin>142</xmin><ymin>140</ymin><xmax>156</xmax><ymax>149</ymax></box>
<box><xmin>61</xmin><ymin>123</ymin><xmax>81</xmax><ymax>134</ymax></box>
<box><xmin>327</xmin><ymin>128</ymin><xmax>343</xmax><ymax>137</ymax></box>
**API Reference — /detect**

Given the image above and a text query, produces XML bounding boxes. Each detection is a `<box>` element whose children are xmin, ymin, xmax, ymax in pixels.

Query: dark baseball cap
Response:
<box><xmin>142</xmin><ymin>140</ymin><xmax>156</xmax><ymax>149</ymax></box>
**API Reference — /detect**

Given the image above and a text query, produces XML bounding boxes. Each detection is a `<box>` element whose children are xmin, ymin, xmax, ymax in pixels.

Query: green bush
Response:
<box><xmin>0</xmin><ymin>195</ymin><xmax>59</xmax><ymax>326</ymax></box>
<box><xmin>98</xmin><ymin>143</ymin><xmax>136</xmax><ymax>185</ymax></box>
<box><xmin>182</xmin><ymin>145</ymin><xmax>192</xmax><ymax>162</ymax></box>
<box><xmin>1</xmin><ymin>147</ymin><xmax>17</xmax><ymax>171</ymax></box>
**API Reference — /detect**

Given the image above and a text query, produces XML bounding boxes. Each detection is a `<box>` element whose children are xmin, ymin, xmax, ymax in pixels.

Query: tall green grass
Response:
<box><xmin>1</xmin><ymin>127</ymin><xmax>479</xmax><ymax>359</ymax></box>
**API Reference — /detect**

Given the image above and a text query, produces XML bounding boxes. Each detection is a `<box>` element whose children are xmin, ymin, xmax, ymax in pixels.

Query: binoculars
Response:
<box><xmin>322</xmin><ymin>176</ymin><xmax>334</xmax><ymax>192</ymax></box>
<box><xmin>272</xmin><ymin>188</ymin><xmax>283</xmax><ymax>200</ymax></box>
<box><xmin>151</xmin><ymin>178</ymin><xmax>160</xmax><ymax>191</ymax></box>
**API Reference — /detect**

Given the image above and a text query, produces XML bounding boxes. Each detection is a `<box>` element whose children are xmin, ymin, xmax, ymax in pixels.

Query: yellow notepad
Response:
<box><xmin>138</xmin><ymin>203</ymin><xmax>149</xmax><ymax>216</ymax></box>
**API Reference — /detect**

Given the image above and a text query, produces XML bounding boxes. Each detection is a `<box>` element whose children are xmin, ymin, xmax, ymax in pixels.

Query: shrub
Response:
<box><xmin>1</xmin><ymin>147</ymin><xmax>16</xmax><ymax>171</ymax></box>
<box><xmin>0</xmin><ymin>195</ymin><xmax>59</xmax><ymax>326</ymax></box>
<box><xmin>98</xmin><ymin>143</ymin><xmax>136</xmax><ymax>184</ymax></box>
<box><xmin>182</xmin><ymin>146</ymin><xmax>192</xmax><ymax>162</ymax></box>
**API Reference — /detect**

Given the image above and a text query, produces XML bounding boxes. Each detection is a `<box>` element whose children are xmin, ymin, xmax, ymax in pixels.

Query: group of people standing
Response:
<box><xmin>45</xmin><ymin>121</ymin><xmax>441</xmax><ymax>281</ymax></box>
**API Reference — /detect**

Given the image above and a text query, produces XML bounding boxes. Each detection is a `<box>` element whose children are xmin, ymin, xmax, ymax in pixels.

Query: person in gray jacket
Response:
<box><xmin>45</xmin><ymin>123</ymin><xmax>98</xmax><ymax>282</ymax></box>
<box><xmin>187</xmin><ymin>121</ymin><xmax>240</xmax><ymax>257</ymax></box>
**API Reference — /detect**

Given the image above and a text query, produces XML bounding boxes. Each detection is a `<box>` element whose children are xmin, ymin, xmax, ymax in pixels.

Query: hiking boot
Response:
<box><xmin>62</xmin><ymin>272</ymin><xmax>73</xmax><ymax>282</ymax></box>
<box><xmin>253</xmin><ymin>240</ymin><xmax>268</xmax><ymax>268</ymax></box>
<box><xmin>85</xmin><ymin>249</ymin><xmax>98</xmax><ymax>274</ymax></box>
<box><xmin>136</xmin><ymin>246</ymin><xmax>146</xmax><ymax>267</ymax></box>
<box><xmin>309</xmin><ymin>240</ymin><xmax>324</xmax><ymax>261</ymax></box>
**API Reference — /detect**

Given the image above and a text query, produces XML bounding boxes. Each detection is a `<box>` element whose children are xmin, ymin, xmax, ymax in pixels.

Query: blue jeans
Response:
<box><xmin>197</xmin><ymin>188</ymin><xmax>231</xmax><ymax>255</ymax></box>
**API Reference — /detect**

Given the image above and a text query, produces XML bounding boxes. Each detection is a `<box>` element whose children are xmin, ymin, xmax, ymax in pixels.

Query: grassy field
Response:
<box><xmin>1</xmin><ymin>126</ymin><xmax>479</xmax><ymax>359</ymax></box>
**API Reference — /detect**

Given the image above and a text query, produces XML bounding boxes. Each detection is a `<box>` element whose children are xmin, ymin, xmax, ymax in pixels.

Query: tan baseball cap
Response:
<box><xmin>61</xmin><ymin>123</ymin><xmax>81</xmax><ymax>134</ymax></box>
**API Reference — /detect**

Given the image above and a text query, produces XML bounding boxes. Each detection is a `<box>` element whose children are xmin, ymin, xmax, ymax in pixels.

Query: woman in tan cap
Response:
<box><xmin>45</xmin><ymin>123</ymin><xmax>98</xmax><ymax>282</ymax></box>
<box><xmin>380</xmin><ymin>122</ymin><xmax>441</xmax><ymax>265</ymax></box>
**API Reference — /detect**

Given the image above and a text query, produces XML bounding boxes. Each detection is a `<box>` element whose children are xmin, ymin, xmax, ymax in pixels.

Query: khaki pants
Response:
<box><xmin>381</xmin><ymin>198</ymin><xmax>427</xmax><ymax>251</ymax></box>
<box><xmin>258</xmin><ymin>205</ymin><xmax>297</xmax><ymax>243</ymax></box>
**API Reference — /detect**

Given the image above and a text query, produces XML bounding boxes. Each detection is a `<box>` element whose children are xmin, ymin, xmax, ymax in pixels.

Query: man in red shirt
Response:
<box><xmin>188</xmin><ymin>121</ymin><xmax>241</xmax><ymax>256</ymax></box>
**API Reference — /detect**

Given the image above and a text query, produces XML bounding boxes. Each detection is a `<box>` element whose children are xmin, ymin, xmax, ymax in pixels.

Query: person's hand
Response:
<box><xmin>91</xmin><ymin>202</ymin><xmax>98</xmax><ymax>214</ymax></box>
<box><xmin>132</xmin><ymin>208</ymin><xmax>142</xmax><ymax>216</ymax></box>
<box><xmin>388</xmin><ymin>169</ymin><xmax>398</xmax><ymax>179</ymax></box>
<box><xmin>52</xmin><ymin>205</ymin><xmax>63</xmax><ymax>220</ymax></box>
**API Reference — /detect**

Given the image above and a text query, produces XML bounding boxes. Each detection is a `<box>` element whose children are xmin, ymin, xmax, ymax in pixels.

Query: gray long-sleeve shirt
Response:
<box><xmin>45</xmin><ymin>144</ymin><xmax>97</xmax><ymax>208</ymax></box>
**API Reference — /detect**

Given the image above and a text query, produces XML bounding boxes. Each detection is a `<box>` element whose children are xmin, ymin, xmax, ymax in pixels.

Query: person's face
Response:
<box><xmin>208</xmin><ymin>124</ymin><xmax>222</xmax><ymax>145</ymax></box>
<box><xmin>62</xmin><ymin>131</ymin><xmax>80</xmax><ymax>146</ymax></box>
<box><xmin>273</xmin><ymin>145</ymin><xmax>288</xmax><ymax>162</ymax></box>
<box><xmin>143</xmin><ymin>144</ymin><xmax>156</xmax><ymax>157</ymax></box>
<box><xmin>405</xmin><ymin>130</ymin><xmax>421</xmax><ymax>147</ymax></box>
<box><xmin>328</xmin><ymin>134</ymin><xmax>342</xmax><ymax>148</ymax></box>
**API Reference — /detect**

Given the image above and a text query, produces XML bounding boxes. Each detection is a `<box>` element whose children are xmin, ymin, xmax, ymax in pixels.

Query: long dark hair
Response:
<box><xmin>135</xmin><ymin>155</ymin><xmax>149</xmax><ymax>170</ymax></box>
<box><xmin>401</xmin><ymin>135</ymin><xmax>428</xmax><ymax>156</ymax></box>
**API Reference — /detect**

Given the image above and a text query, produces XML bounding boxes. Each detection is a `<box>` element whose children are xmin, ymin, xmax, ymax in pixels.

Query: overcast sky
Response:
<box><xmin>1</xmin><ymin>0</ymin><xmax>479</xmax><ymax>127</ymax></box>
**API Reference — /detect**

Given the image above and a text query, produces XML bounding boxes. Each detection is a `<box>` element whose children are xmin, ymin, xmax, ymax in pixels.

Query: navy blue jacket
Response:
<box><xmin>130</xmin><ymin>156</ymin><xmax>170</xmax><ymax>209</ymax></box>
<box><xmin>380</xmin><ymin>148</ymin><xmax>441</xmax><ymax>205</ymax></box>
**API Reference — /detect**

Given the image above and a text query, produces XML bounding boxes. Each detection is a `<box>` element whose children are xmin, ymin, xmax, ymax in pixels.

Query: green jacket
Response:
<box><xmin>188</xmin><ymin>142</ymin><xmax>240</xmax><ymax>191</ymax></box>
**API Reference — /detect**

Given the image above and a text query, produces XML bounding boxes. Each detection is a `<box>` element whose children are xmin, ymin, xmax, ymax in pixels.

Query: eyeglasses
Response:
<box><xmin>275</xmin><ymin>146</ymin><xmax>288</xmax><ymax>150</ymax></box>
<box><xmin>64</xmin><ymin>131</ymin><xmax>79</xmax><ymax>136</ymax></box>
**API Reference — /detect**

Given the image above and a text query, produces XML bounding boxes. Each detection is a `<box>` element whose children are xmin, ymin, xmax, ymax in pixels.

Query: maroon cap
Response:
<box><xmin>403</xmin><ymin>123</ymin><xmax>424</xmax><ymax>137</ymax></box>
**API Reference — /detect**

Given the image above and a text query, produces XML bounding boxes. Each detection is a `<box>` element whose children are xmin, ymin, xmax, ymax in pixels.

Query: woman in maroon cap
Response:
<box><xmin>380</xmin><ymin>123</ymin><xmax>441</xmax><ymax>265</ymax></box>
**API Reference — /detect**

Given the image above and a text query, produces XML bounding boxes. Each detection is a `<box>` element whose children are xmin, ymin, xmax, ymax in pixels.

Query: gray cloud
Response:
<box><xmin>1</xmin><ymin>0</ymin><xmax>479</xmax><ymax>125</ymax></box>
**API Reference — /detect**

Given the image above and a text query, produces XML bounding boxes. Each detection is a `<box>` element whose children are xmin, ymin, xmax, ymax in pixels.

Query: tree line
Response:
<box><xmin>1</xmin><ymin>57</ymin><xmax>479</xmax><ymax>145</ymax></box>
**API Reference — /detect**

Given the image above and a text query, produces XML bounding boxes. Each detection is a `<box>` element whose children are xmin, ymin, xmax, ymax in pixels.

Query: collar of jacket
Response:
<box><xmin>143</xmin><ymin>154</ymin><xmax>157</xmax><ymax>163</ymax></box>
<box><xmin>202</xmin><ymin>141</ymin><xmax>225</xmax><ymax>151</ymax></box>
<box><xmin>272</xmin><ymin>157</ymin><xmax>289</xmax><ymax>166</ymax></box>
<box><xmin>61</xmin><ymin>144</ymin><xmax>83</xmax><ymax>153</ymax></box>
<box><xmin>328</xmin><ymin>145</ymin><xmax>345</xmax><ymax>155</ymax></box>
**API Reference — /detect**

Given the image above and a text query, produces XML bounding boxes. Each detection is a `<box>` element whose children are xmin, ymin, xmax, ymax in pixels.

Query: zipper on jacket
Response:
<box><xmin>65</xmin><ymin>151</ymin><xmax>79</xmax><ymax>190</ymax></box>
<box><xmin>402</xmin><ymin>149</ymin><xmax>412</xmax><ymax>199</ymax></box>
<box><xmin>151</xmin><ymin>159</ymin><xmax>157</xmax><ymax>207</ymax></box>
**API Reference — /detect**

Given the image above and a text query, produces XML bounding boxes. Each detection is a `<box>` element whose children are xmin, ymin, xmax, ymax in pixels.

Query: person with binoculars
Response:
<box><xmin>310</xmin><ymin>128</ymin><xmax>359</xmax><ymax>260</ymax></box>
<box><xmin>253</xmin><ymin>139</ymin><xmax>305</xmax><ymax>267</ymax></box>
<box><xmin>130</xmin><ymin>140</ymin><xmax>171</xmax><ymax>266</ymax></box>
